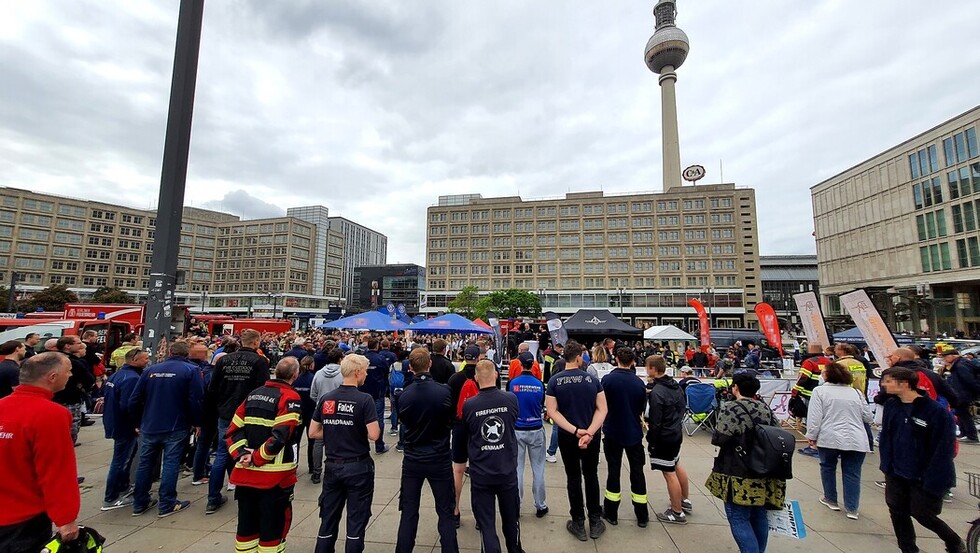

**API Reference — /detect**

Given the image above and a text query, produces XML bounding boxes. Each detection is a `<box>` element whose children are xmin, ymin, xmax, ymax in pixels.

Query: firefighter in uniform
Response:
<box><xmin>599</xmin><ymin>347</ymin><xmax>649</xmax><ymax>527</ymax></box>
<box><xmin>309</xmin><ymin>354</ymin><xmax>380</xmax><ymax>553</ymax></box>
<box><xmin>226</xmin><ymin>357</ymin><xmax>303</xmax><ymax>553</ymax></box>
<box><xmin>460</xmin><ymin>360</ymin><xmax>522</xmax><ymax>553</ymax></box>
<box><xmin>395</xmin><ymin>348</ymin><xmax>458</xmax><ymax>553</ymax></box>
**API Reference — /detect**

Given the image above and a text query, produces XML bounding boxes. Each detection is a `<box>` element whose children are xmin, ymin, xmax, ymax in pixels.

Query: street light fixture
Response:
<box><xmin>536</xmin><ymin>288</ymin><xmax>547</xmax><ymax>309</ymax></box>
<box><xmin>616</xmin><ymin>287</ymin><xmax>625</xmax><ymax>318</ymax></box>
<box><xmin>267</xmin><ymin>292</ymin><xmax>279</xmax><ymax>320</ymax></box>
<box><xmin>200</xmin><ymin>290</ymin><xmax>208</xmax><ymax>314</ymax></box>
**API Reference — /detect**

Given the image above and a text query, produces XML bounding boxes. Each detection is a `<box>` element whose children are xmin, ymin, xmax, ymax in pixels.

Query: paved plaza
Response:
<box><xmin>72</xmin><ymin>419</ymin><xmax>980</xmax><ymax>552</ymax></box>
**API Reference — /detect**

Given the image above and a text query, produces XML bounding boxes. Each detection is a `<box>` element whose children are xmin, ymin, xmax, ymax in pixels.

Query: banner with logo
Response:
<box><xmin>486</xmin><ymin>311</ymin><xmax>504</xmax><ymax>367</ymax></box>
<box><xmin>840</xmin><ymin>289</ymin><xmax>898</xmax><ymax>369</ymax></box>
<box><xmin>792</xmin><ymin>291</ymin><xmax>830</xmax><ymax>349</ymax></box>
<box><xmin>544</xmin><ymin>311</ymin><xmax>569</xmax><ymax>348</ymax></box>
<box><xmin>687</xmin><ymin>298</ymin><xmax>710</xmax><ymax>349</ymax></box>
<box><xmin>754</xmin><ymin>302</ymin><xmax>784</xmax><ymax>356</ymax></box>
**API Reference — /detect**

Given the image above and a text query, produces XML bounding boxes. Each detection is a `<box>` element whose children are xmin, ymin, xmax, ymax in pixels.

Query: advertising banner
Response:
<box><xmin>687</xmin><ymin>298</ymin><xmax>711</xmax><ymax>350</ymax></box>
<box><xmin>543</xmin><ymin>311</ymin><xmax>569</xmax><ymax>348</ymax></box>
<box><xmin>840</xmin><ymin>289</ymin><xmax>898</xmax><ymax>369</ymax></box>
<box><xmin>754</xmin><ymin>302</ymin><xmax>785</xmax><ymax>356</ymax></box>
<box><xmin>792</xmin><ymin>292</ymin><xmax>831</xmax><ymax>349</ymax></box>
<box><xmin>486</xmin><ymin>311</ymin><xmax>504</xmax><ymax>367</ymax></box>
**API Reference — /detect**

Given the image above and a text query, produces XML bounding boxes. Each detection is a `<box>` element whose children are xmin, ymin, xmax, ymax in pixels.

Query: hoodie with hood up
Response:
<box><xmin>310</xmin><ymin>363</ymin><xmax>343</xmax><ymax>406</ymax></box>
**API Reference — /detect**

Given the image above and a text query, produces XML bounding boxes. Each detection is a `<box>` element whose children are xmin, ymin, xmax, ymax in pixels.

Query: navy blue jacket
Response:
<box><xmin>282</xmin><ymin>346</ymin><xmax>310</xmax><ymax>361</ymax></box>
<box><xmin>313</xmin><ymin>349</ymin><xmax>330</xmax><ymax>372</ymax></box>
<box><xmin>189</xmin><ymin>358</ymin><xmax>213</xmax><ymax>391</ymax></box>
<box><xmin>103</xmin><ymin>364</ymin><xmax>142</xmax><ymax>439</ymax></box>
<box><xmin>601</xmin><ymin>367</ymin><xmax>647</xmax><ymax>446</ymax></box>
<box><xmin>948</xmin><ymin>357</ymin><xmax>980</xmax><ymax>398</ymax></box>
<box><xmin>359</xmin><ymin>350</ymin><xmax>391</xmax><ymax>400</ymax></box>
<box><xmin>879</xmin><ymin>394</ymin><xmax>956</xmax><ymax>497</ymax></box>
<box><xmin>292</xmin><ymin>370</ymin><xmax>315</xmax><ymax>426</ymax></box>
<box><xmin>126</xmin><ymin>355</ymin><xmax>204</xmax><ymax>434</ymax></box>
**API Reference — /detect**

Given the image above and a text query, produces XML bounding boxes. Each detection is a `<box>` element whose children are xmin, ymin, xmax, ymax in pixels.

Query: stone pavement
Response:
<box><xmin>72</xmin><ymin>420</ymin><xmax>980</xmax><ymax>552</ymax></box>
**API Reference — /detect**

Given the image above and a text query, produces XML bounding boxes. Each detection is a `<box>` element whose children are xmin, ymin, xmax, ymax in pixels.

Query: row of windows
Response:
<box><xmin>430</xmin><ymin>198</ymin><xmax>735</xmax><ymax>222</ymax></box>
<box><xmin>432</xmin><ymin>215</ymin><xmax>735</xmax><ymax>235</ymax></box>
<box><xmin>428</xmin><ymin>228</ymin><xmax>736</xmax><ymax>249</ymax></box>
<box><xmin>943</xmin><ymin>127</ymin><xmax>979</xmax><ymax>167</ymax></box>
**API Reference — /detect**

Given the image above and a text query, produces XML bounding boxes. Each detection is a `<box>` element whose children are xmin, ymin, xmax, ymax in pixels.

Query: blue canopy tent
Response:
<box><xmin>319</xmin><ymin>311</ymin><xmax>408</xmax><ymax>331</ymax></box>
<box><xmin>411</xmin><ymin>315</ymin><xmax>427</xmax><ymax>324</ymax></box>
<box><xmin>832</xmin><ymin>326</ymin><xmax>914</xmax><ymax>345</ymax></box>
<box><xmin>408</xmin><ymin>313</ymin><xmax>493</xmax><ymax>334</ymax></box>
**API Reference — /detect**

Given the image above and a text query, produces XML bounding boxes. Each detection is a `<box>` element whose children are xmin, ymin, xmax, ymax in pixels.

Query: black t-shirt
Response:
<box><xmin>312</xmin><ymin>385</ymin><xmax>378</xmax><ymax>460</ymax></box>
<box><xmin>430</xmin><ymin>354</ymin><xmax>456</xmax><ymax>385</ymax></box>
<box><xmin>546</xmin><ymin>367</ymin><xmax>603</xmax><ymax>433</ymax></box>
<box><xmin>462</xmin><ymin>387</ymin><xmax>519</xmax><ymax>481</ymax></box>
<box><xmin>0</xmin><ymin>359</ymin><xmax>19</xmax><ymax>399</ymax></box>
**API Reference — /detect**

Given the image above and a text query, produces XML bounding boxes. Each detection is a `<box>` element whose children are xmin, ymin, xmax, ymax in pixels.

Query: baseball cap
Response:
<box><xmin>463</xmin><ymin>344</ymin><xmax>482</xmax><ymax>360</ymax></box>
<box><xmin>518</xmin><ymin>352</ymin><xmax>534</xmax><ymax>368</ymax></box>
<box><xmin>679</xmin><ymin>366</ymin><xmax>694</xmax><ymax>374</ymax></box>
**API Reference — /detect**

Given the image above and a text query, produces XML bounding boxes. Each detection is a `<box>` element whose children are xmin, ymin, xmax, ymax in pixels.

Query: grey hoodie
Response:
<box><xmin>310</xmin><ymin>363</ymin><xmax>343</xmax><ymax>406</ymax></box>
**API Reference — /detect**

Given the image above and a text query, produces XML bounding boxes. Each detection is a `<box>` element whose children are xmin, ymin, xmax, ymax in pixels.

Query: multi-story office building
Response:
<box><xmin>424</xmin><ymin>185</ymin><xmax>761</xmax><ymax>329</ymax></box>
<box><xmin>760</xmin><ymin>255</ymin><xmax>819</xmax><ymax>329</ymax></box>
<box><xmin>0</xmin><ymin>187</ymin><xmax>348</xmax><ymax>319</ymax></box>
<box><xmin>351</xmin><ymin>264</ymin><xmax>426</xmax><ymax>314</ymax></box>
<box><xmin>812</xmin><ymin>106</ymin><xmax>980</xmax><ymax>335</ymax></box>
<box><xmin>286</xmin><ymin>206</ymin><xmax>346</xmax><ymax>298</ymax></box>
<box><xmin>327</xmin><ymin>217</ymin><xmax>388</xmax><ymax>304</ymax></box>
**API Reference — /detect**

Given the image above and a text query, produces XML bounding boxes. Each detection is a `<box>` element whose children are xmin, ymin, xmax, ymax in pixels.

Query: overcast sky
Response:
<box><xmin>2</xmin><ymin>1</ymin><xmax>978</xmax><ymax>267</ymax></box>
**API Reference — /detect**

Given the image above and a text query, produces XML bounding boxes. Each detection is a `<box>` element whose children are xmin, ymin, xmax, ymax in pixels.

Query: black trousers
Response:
<box><xmin>884</xmin><ymin>474</ymin><xmax>963</xmax><ymax>553</ymax></box>
<box><xmin>955</xmin><ymin>399</ymin><xmax>977</xmax><ymax>440</ymax></box>
<box><xmin>471</xmin><ymin>477</ymin><xmax>522</xmax><ymax>553</ymax></box>
<box><xmin>315</xmin><ymin>459</ymin><xmax>375</xmax><ymax>553</ymax></box>
<box><xmin>396</xmin><ymin>460</ymin><xmax>458</xmax><ymax>553</ymax></box>
<box><xmin>235</xmin><ymin>485</ymin><xmax>294</xmax><ymax>553</ymax></box>
<box><xmin>557</xmin><ymin>430</ymin><xmax>601</xmax><ymax>521</ymax></box>
<box><xmin>0</xmin><ymin>513</ymin><xmax>50</xmax><ymax>553</ymax></box>
<box><xmin>602</xmin><ymin>438</ymin><xmax>648</xmax><ymax>521</ymax></box>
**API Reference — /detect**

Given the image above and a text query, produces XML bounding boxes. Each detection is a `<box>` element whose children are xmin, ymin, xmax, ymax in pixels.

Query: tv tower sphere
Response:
<box><xmin>644</xmin><ymin>0</ymin><xmax>689</xmax><ymax>74</ymax></box>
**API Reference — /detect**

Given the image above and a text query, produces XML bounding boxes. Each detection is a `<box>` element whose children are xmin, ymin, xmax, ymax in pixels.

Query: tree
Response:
<box><xmin>17</xmin><ymin>285</ymin><xmax>79</xmax><ymax>313</ymax></box>
<box><xmin>447</xmin><ymin>285</ymin><xmax>480</xmax><ymax>318</ymax></box>
<box><xmin>475</xmin><ymin>289</ymin><xmax>542</xmax><ymax>320</ymax></box>
<box><xmin>91</xmin><ymin>286</ymin><xmax>136</xmax><ymax>304</ymax></box>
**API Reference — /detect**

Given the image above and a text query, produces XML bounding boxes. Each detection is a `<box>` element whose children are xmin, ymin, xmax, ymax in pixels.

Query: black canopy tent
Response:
<box><xmin>561</xmin><ymin>309</ymin><xmax>643</xmax><ymax>344</ymax></box>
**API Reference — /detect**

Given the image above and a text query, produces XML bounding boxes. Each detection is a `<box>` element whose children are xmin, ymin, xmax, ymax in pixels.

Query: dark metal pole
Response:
<box><xmin>7</xmin><ymin>272</ymin><xmax>18</xmax><ymax>312</ymax></box>
<box><xmin>144</xmin><ymin>0</ymin><xmax>205</xmax><ymax>359</ymax></box>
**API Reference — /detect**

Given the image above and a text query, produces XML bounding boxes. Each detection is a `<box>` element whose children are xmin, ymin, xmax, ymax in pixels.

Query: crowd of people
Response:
<box><xmin>0</xmin><ymin>324</ymin><xmax>977</xmax><ymax>553</ymax></box>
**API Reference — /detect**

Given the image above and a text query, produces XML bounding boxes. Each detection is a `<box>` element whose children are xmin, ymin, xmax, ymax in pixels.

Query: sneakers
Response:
<box><xmin>388</xmin><ymin>429</ymin><xmax>399</xmax><ymax>436</ymax></box>
<box><xmin>957</xmin><ymin>436</ymin><xmax>979</xmax><ymax>443</ymax></box>
<box><xmin>453</xmin><ymin>513</ymin><xmax>461</xmax><ymax>529</ymax></box>
<box><xmin>656</xmin><ymin>509</ymin><xmax>687</xmax><ymax>525</ymax></box>
<box><xmin>944</xmin><ymin>491</ymin><xmax>954</xmax><ymax>503</ymax></box>
<box><xmin>311</xmin><ymin>473</ymin><xmax>321</xmax><ymax>485</ymax></box>
<box><xmin>798</xmin><ymin>446</ymin><xmax>819</xmax><ymax>457</ymax></box>
<box><xmin>226</xmin><ymin>483</ymin><xmax>236</xmax><ymax>492</ymax></box>
<box><xmin>376</xmin><ymin>445</ymin><xmax>391</xmax><ymax>455</ymax></box>
<box><xmin>159</xmin><ymin>499</ymin><xmax>191</xmax><ymax>518</ymax></box>
<box><xmin>101</xmin><ymin>496</ymin><xmax>134</xmax><ymax>511</ymax></box>
<box><xmin>535</xmin><ymin>507</ymin><xmax>549</xmax><ymax>518</ymax></box>
<box><xmin>205</xmin><ymin>495</ymin><xmax>227</xmax><ymax>515</ymax></box>
<box><xmin>845</xmin><ymin>511</ymin><xmax>859</xmax><ymax>520</ymax></box>
<box><xmin>819</xmin><ymin>497</ymin><xmax>841</xmax><ymax>511</ymax></box>
<box><xmin>132</xmin><ymin>498</ymin><xmax>158</xmax><ymax>517</ymax></box>
<box><xmin>123</xmin><ymin>486</ymin><xmax>135</xmax><ymax>498</ymax></box>
<box><xmin>874</xmin><ymin>481</ymin><xmax>886</xmax><ymax>489</ymax></box>
<box><xmin>566</xmin><ymin>519</ymin><xmax>587</xmax><ymax>541</ymax></box>
<box><xmin>588</xmin><ymin>516</ymin><xmax>606</xmax><ymax>539</ymax></box>
<box><xmin>545</xmin><ymin>454</ymin><xmax>557</xmax><ymax>463</ymax></box>
<box><xmin>681</xmin><ymin>498</ymin><xmax>693</xmax><ymax>514</ymax></box>
<box><xmin>395</xmin><ymin>444</ymin><xmax>404</xmax><ymax>452</ymax></box>
<box><xmin>191</xmin><ymin>477</ymin><xmax>209</xmax><ymax>486</ymax></box>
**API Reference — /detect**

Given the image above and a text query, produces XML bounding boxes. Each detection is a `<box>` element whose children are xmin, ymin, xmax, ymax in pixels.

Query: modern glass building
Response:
<box><xmin>811</xmin><ymin>105</ymin><xmax>980</xmax><ymax>335</ymax></box>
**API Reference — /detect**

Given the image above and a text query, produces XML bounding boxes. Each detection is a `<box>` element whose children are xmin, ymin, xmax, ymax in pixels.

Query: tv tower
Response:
<box><xmin>644</xmin><ymin>0</ymin><xmax>690</xmax><ymax>192</ymax></box>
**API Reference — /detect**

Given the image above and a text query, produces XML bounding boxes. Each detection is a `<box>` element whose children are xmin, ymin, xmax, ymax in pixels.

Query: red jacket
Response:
<box><xmin>227</xmin><ymin>380</ymin><xmax>302</xmax><ymax>489</ymax></box>
<box><xmin>0</xmin><ymin>385</ymin><xmax>80</xmax><ymax>526</ymax></box>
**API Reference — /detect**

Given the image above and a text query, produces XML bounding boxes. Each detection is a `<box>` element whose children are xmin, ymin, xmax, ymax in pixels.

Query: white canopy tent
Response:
<box><xmin>643</xmin><ymin>325</ymin><xmax>698</xmax><ymax>342</ymax></box>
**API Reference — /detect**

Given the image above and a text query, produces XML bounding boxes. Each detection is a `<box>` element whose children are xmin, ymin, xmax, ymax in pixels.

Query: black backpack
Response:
<box><xmin>733</xmin><ymin>401</ymin><xmax>794</xmax><ymax>480</ymax></box>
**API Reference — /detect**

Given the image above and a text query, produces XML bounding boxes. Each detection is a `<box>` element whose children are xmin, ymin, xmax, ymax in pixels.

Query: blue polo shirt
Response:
<box><xmin>510</xmin><ymin>373</ymin><xmax>545</xmax><ymax>430</ymax></box>
<box><xmin>546</xmin><ymin>367</ymin><xmax>603</xmax><ymax>433</ymax></box>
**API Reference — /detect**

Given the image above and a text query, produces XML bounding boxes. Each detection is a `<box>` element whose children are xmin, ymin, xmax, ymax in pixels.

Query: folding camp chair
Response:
<box><xmin>683</xmin><ymin>383</ymin><xmax>718</xmax><ymax>436</ymax></box>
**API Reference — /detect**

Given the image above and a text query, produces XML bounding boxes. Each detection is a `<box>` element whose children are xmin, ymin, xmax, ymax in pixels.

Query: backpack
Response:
<box><xmin>733</xmin><ymin>402</ymin><xmax>794</xmax><ymax>480</ymax></box>
<box><xmin>389</xmin><ymin>368</ymin><xmax>405</xmax><ymax>394</ymax></box>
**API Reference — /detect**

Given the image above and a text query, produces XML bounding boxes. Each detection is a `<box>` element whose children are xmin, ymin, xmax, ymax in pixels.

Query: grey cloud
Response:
<box><xmin>200</xmin><ymin>189</ymin><xmax>285</xmax><ymax>220</ymax></box>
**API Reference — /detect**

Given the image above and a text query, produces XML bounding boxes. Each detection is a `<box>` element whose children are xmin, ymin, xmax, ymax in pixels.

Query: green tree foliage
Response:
<box><xmin>447</xmin><ymin>285</ymin><xmax>480</xmax><ymax>318</ymax></box>
<box><xmin>17</xmin><ymin>285</ymin><xmax>79</xmax><ymax>313</ymax></box>
<box><xmin>475</xmin><ymin>289</ymin><xmax>542</xmax><ymax>320</ymax></box>
<box><xmin>91</xmin><ymin>286</ymin><xmax>136</xmax><ymax>304</ymax></box>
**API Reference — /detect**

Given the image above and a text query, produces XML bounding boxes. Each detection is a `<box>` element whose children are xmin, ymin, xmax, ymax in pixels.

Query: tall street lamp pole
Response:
<box><xmin>617</xmin><ymin>287</ymin><xmax>625</xmax><ymax>318</ymax></box>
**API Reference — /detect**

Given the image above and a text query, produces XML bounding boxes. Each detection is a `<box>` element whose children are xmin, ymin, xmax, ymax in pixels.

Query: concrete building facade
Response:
<box><xmin>424</xmin><ymin>185</ymin><xmax>761</xmax><ymax>330</ymax></box>
<box><xmin>0</xmin><ymin>187</ymin><xmax>348</xmax><ymax>318</ymax></box>
<box><xmin>760</xmin><ymin>255</ymin><xmax>819</xmax><ymax>331</ymax></box>
<box><xmin>327</xmin><ymin>217</ymin><xmax>388</xmax><ymax>304</ymax></box>
<box><xmin>811</xmin><ymin>106</ymin><xmax>980</xmax><ymax>335</ymax></box>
